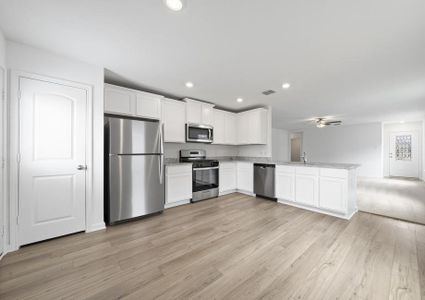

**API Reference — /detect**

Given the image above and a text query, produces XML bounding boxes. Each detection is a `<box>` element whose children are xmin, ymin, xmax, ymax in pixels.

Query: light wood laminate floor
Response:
<box><xmin>358</xmin><ymin>177</ymin><xmax>425</xmax><ymax>225</ymax></box>
<box><xmin>1</xmin><ymin>193</ymin><xmax>424</xmax><ymax>299</ymax></box>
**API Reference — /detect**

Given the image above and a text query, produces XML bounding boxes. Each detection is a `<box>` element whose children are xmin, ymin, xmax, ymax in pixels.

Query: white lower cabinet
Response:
<box><xmin>295</xmin><ymin>167</ymin><xmax>319</xmax><ymax>207</ymax></box>
<box><xmin>319</xmin><ymin>168</ymin><xmax>348</xmax><ymax>213</ymax></box>
<box><xmin>295</xmin><ymin>174</ymin><xmax>319</xmax><ymax>207</ymax></box>
<box><xmin>165</xmin><ymin>164</ymin><xmax>192</xmax><ymax>208</ymax></box>
<box><xmin>236</xmin><ymin>162</ymin><xmax>253</xmax><ymax>193</ymax></box>
<box><xmin>219</xmin><ymin>162</ymin><xmax>237</xmax><ymax>194</ymax></box>
<box><xmin>276</xmin><ymin>165</ymin><xmax>357</xmax><ymax>219</ymax></box>
<box><xmin>275</xmin><ymin>166</ymin><xmax>295</xmax><ymax>201</ymax></box>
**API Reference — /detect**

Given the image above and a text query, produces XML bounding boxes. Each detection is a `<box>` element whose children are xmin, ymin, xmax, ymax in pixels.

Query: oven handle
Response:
<box><xmin>193</xmin><ymin>166</ymin><xmax>219</xmax><ymax>171</ymax></box>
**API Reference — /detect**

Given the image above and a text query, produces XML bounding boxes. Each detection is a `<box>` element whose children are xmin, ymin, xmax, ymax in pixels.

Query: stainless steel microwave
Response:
<box><xmin>186</xmin><ymin>123</ymin><xmax>213</xmax><ymax>143</ymax></box>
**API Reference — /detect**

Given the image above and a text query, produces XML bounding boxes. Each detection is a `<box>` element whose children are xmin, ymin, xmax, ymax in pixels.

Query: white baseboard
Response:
<box><xmin>237</xmin><ymin>190</ymin><xmax>255</xmax><ymax>197</ymax></box>
<box><xmin>165</xmin><ymin>199</ymin><xmax>191</xmax><ymax>209</ymax></box>
<box><xmin>86</xmin><ymin>222</ymin><xmax>106</xmax><ymax>233</ymax></box>
<box><xmin>219</xmin><ymin>189</ymin><xmax>237</xmax><ymax>196</ymax></box>
<box><xmin>277</xmin><ymin>199</ymin><xmax>355</xmax><ymax>220</ymax></box>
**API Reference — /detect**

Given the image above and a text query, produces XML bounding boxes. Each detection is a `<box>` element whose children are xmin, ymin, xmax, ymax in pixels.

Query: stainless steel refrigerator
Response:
<box><xmin>104</xmin><ymin>116</ymin><xmax>164</xmax><ymax>224</ymax></box>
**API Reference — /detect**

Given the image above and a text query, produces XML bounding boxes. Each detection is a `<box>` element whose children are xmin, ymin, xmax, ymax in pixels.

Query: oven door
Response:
<box><xmin>186</xmin><ymin>124</ymin><xmax>213</xmax><ymax>143</ymax></box>
<box><xmin>193</xmin><ymin>166</ymin><xmax>219</xmax><ymax>193</ymax></box>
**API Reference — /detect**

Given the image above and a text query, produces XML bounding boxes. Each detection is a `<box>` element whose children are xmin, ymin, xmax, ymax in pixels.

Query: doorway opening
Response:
<box><xmin>358</xmin><ymin>121</ymin><xmax>424</xmax><ymax>225</ymax></box>
<box><xmin>290</xmin><ymin>132</ymin><xmax>303</xmax><ymax>162</ymax></box>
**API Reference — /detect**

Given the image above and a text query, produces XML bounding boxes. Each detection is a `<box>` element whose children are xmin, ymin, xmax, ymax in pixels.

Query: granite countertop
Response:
<box><xmin>271</xmin><ymin>161</ymin><xmax>360</xmax><ymax>170</ymax></box>
<box><xmin>165</xmin><ymin>157</ymin><xmax>360</xmax><ymax>170</ymax></box>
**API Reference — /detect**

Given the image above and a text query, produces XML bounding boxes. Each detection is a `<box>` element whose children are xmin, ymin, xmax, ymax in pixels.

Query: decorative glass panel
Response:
<box><xmin>395</xmin><ymin>135</ymin><xmax>412</xmax><ymax>161</ymax></box>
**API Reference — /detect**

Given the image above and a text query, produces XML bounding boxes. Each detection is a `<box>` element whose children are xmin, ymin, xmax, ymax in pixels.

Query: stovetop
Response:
<box><xmin>179</xmin><ymin>158</ymin><xmax>219</xmax><ymax>168</ymax></box>
<box><xmin>179</xmin><ymin>149</ymin><xmax>219</xmax><ymax>168</ymax></box>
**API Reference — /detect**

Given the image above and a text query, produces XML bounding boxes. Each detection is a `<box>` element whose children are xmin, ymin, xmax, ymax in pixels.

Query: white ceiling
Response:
<box><xmin>1</xmin><ymin>0</ymin><xmax>425</xmax><ymax>129</ymax></box>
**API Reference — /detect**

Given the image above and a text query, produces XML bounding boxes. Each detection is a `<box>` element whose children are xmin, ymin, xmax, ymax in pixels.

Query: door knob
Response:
<box><xmin>77</xmin><ymin>165</ymin><xmax>87</xmax><ymax>170</ymax></box>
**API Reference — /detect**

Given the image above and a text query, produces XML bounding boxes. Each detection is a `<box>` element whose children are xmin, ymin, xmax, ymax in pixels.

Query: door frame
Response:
<box><xmin>382</xmin><ymin>121</ymin><xmax>424</xmax><ymax>180</ymax></box>
<box><xmin>0</xmin><ymin>66</ymin><xmax>6</xmax><ymax>258</ymax></box>
<box><xmin>389</xmin><ymin>130</ymin><xmax>420</xmax><ymax>178</ymax></box>
<box><xmin>8</xmin><ymin>71</ymin><xmax>93</xmax><ymax>252</ymax></box>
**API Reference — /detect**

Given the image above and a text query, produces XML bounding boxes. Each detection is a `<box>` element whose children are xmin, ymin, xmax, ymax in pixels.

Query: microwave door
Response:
<box><xmin>187</xmin><ymin>124</ymin><xmax>213</xmax><ymax>143</ymax></box>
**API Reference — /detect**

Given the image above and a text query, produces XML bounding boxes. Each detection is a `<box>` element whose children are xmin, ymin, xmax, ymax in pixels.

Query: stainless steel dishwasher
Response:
<box><xmin>253</xmin><ymin>163</ymin><xmax>276</xmax><ymax>200</ymax></box>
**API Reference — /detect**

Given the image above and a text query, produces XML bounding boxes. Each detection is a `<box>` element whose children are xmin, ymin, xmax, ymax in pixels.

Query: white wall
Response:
<box><xmin>383</xmin><ymin>121</ymin><xmax>423</xmax><ymax>179</ymax></box>
<box><xmin>301</xmin><ymin>123</ymin><xmax>383</xmax><ymax>177</ymax></box>
<box><xmin>238</xmin><ymin>107</ymin><xmax>273</xmax><ymax>158</ymax></box>
<box><xmin>164</xmin><ymin>143</ymin><xmax>237</xmax><ymax>159</ymax></box>
<box><xmin>6</xmin><ymin>41</ymin><xmax>105</xmax><ymax>248</ymax></box>
<box><xmin>272</xmin><ymin>128</ymin><xmax>289</xmax><ymax>161</ymax></box>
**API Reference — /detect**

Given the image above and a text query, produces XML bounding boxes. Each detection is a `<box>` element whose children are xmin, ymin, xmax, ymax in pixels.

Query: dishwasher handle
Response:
<box><xmin>253</xmin><ymin>163</ymin><xmax>276</xmax><ymax>168</ymax></box>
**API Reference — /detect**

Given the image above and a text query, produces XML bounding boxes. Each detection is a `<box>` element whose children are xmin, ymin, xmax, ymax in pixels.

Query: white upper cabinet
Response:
<box><xmin>184</xmin><ymin>98</ymin><xmax>215</xmax><ymax>126</ymax></box>
<box><xmin>213</xmin><ymin>109</ymin><xmax>226</xmax><ymax>144</ymax></box>
<box><xmin>161</xmin><ymin>98</ymin><xmax>186</xmax><ymax>143</ymax></box>
<box><xmin>135</xmin><ymin>91</ymin><xmax>162</xmax><ymax>120</ymax></box>
<box><xmin>224</xmin><ymin>112</ymin><xmax>237</xmax><ymax>145</ymax></box>
<box><xmin>237</xmin><ymin>108</ymin><xmax>268</xmax><ymax>145</ymax></box>
<box><xmin>104</xmin><ymin>84</ymin><xmax>163</xmax><ymax>120</ymax></box>
<box><xmin>213</xmin><ymin>109</ymin><xmax>237</xmax><ymax>145</ymax></box>
<box><xmin>104</xmin><ymin>84</ymin><xmax>136</xmax><ymax>116</ymax></box>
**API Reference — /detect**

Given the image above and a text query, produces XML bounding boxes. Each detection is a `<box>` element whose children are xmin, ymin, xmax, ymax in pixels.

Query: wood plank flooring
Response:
<box><xmin>358</xmin><ymin>177</ymin><xmax>425</xmax><ymax>225</ymax></box>
<box><xmin>1</xmin><ymin>193</ymin><xmax>424</xmax><ymax>299</ymax></box>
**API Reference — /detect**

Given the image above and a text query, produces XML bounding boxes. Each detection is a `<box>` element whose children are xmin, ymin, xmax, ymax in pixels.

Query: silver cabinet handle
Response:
<box><xmin>77</xmin><ymin>165</ymin><xmax>87</xmax><ymax>170</ymax></box>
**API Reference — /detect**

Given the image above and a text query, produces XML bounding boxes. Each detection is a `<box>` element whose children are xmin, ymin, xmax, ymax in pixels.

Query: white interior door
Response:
<box><xmin>19</xmin><ymin>77</ymin><xmax>87</xmax><ymax>246</ymax></box>
<box><xmin>0</xmin><ymin>67</ymin><xmax>4</xmax><ymax>254</ymax></box>
<box><xmin>389</xmin><ymin>131</ymin><xmax>419</xmax><ymax>178</ymax></box>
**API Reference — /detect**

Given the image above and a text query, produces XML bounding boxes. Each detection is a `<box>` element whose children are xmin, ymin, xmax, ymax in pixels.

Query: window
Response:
<box><xmin>395</xmin><ymin>135</ymin><xmax>412</xmax><ymax>161</ymax></box>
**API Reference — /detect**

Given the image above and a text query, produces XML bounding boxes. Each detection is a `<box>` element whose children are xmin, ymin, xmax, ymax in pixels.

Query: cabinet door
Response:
<box><xmin>319</xmin><ymin>177</ymin><xmax>347</xmax><ymax>213</ymax></box>
<box><xmin>186</xmin><ymin>100</ymin><xmax>202</xmax><ymax>124</ymax></box>
<box><xmin>219</xmin><ymin>163</ymin><xmax>237</xmax><ymax>192</ymax></box>
<box><xmin>237</xmin><ymin>113</ymin><xmax>249</xmax><ymax>145</ymax></box>
<box><xmin>201</xmin><ymin>104</ymin><xmax>214</xmax><ymax>126</ymax></box>
<box><xmin>135</xmin><ymin>92</ymin><xmax>162</xmax><ymax>120</ymax></box>
<box><xmin>224</xmin><ymin>112</ymin><xmax>237</xmax><ymax>145</ymax></box>
<box><xmin>165</xmin><ymin>166</ymin><xmax>192</xmax><ymax>204</ymax></box>
<box><xmin>213</xmin><ymin>109</ymin><xmax>226</xmax><ymax>144</ymax></box>
<box><xmin>162</xmin><ymin>99</ymin><xmax>186</xmax><ymax>143</ymax></box>
<box><xmin>248</xmin><ymin>109</ymin><xmax>267</xmax><ymax>144</ymax></box>
<box><xmin>295</xmin><ymin>174</ymin><xmax>319</xmax><ymax>207</ymax></box>
<box><xmin>237</xmin><ymin>162</ymin><xmax>253</xmax><ymax>192</ymax></box>
<box><xmin>104</xmin><ymin>85</ymin><xmax>136</xmax><ymax>115</ymax></box>
<box><xmin>276</xmin><ymin>172</ymin><xmax>295</xmax><ymax>201</ymax></box>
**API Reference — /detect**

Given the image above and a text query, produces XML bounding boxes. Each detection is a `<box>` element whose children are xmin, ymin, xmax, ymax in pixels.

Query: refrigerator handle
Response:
<box><xmin>159</xmin><ymin>124</ymin><xmax>164</xmax><ymax>184</ymax></box>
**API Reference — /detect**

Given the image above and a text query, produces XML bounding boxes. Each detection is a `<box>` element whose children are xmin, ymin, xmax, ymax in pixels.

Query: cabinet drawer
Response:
<box><xmin>236</xmin><ymin>162</ymin><xmax>253</xmax><ymax>169</ymax></box>
<box><xmin>220</xmin><ymin>162</ymin><xmax>236</xmax><ymax>170</ymax></box>
<box><xmin>296</xmin><ymin>166</ymin><xmax>319</xmax><ymax>176</ymax></box>
<box><xmin>166</xmin><ymin>165</ymin><xmax>192</xmax><ymax>176</ymax></box>
<box><xmin>276</xmin><ymin>165</ymin><xmax>296</xmax><ymax>174</ymax></box>
<box><xmin>320</xmin><ymin>168</ymin><xmax>348</xmax><ymax>179</ymax></box>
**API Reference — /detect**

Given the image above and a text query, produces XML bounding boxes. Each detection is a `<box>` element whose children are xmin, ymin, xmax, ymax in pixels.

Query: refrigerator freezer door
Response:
<box><xmin>106</xmin><ymin>117</ymin><xmax>161</xmax><ymax>154</ymax></box>
<box><xmin>107</xmin><ymin>154</ymin><xmax>164</xmax><ymax>223</ymax></box>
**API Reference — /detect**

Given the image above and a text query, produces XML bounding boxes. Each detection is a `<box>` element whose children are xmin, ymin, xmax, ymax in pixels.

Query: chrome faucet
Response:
<box><xmin>301</xmin><ymin>152</ymin><xmax>307</xmax><ymax>164</ymax></box>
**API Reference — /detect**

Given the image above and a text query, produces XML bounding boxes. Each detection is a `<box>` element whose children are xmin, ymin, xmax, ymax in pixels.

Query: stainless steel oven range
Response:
<box><xmin>179</xmin><ymin>150</ymin><xmax>219</xmax><ymax>202</ymax></box>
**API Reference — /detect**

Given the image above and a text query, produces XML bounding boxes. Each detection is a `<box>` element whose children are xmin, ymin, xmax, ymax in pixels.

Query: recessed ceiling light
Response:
<box><xmin>236</xmin><ymin>98</ymin><xmax>244</xmax><ymax>103</ymax></box>
<box><xmin>282</xmin><ymin>82</ymin><xmax>291</xmax><ymax>89</ymax></box>
<box><xmin>185</xmin><ymin>81</ymin><xmax>194</xmax><ymax>88</ymax></box>
<box><xmin>164</xmin><ymin>0</ymin><xmax>184</xmax><ymax>11</ymax></box>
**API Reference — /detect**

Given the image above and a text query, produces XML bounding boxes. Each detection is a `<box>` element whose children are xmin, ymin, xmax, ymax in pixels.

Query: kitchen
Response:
<box><xmin>0</xmin><ymin>1</ymin><xmax>425</xmax><ymax>299</ymax></box>
<box><xmin>104</xmin><ymin>83</ymin><xmax>359</xmax><ymax>222</ymax></box>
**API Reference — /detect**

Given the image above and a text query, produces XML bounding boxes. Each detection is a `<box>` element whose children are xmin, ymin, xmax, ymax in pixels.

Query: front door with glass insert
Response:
<box><xmin>389</xmin><ymin>131</ymin><xmax>419</xmax><ymax>178</ymax></box>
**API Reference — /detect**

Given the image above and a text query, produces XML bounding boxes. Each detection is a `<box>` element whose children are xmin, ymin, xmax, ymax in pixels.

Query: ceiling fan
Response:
<box><xmin>315</xmin><ymin>118</ymin><xmax>342</xmax><ymax>128</ymax></box>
